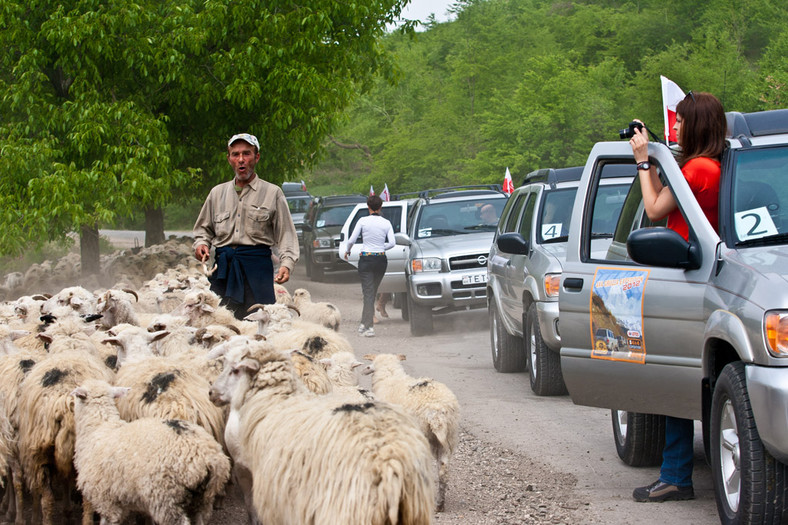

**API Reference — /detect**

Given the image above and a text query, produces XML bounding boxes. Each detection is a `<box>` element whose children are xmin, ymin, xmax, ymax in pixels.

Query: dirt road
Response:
<box><xmin>208</xmin><ymin>260</ymin><xmax>719</xmax><ymax>525</ymax></box>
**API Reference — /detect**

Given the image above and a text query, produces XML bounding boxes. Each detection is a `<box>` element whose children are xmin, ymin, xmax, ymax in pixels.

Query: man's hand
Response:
<box><xmin>195</xmin><ymin>244</ymin><xmax>210</xmax><ymax>262</ymax></box>
<box><xmin>274</xmin><ymin>266</ymin><xmax>290</xmax><ymax>284</ymax></box>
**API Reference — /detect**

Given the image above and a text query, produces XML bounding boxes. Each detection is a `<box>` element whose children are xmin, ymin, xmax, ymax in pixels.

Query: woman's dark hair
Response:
<box><xmin>367</xmin><ymin>195</ymin><xmax>383</xmax><ymax>212</ymax></box>
<box><xmin>675</xmin><ymin>91</ymin><xmax>726</xmax><ymax>166</ymax></box>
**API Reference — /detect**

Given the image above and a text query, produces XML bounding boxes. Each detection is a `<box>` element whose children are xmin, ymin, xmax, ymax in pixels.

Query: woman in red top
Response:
<box><xmin>631</xmin><ymin>91</ymin><xmax>727</xmax><ymax>240</ymax></box>
<box><xmin>628</xmin><ymin>91</ymin><xmax>727</xmax><ymax>503</ymax></box>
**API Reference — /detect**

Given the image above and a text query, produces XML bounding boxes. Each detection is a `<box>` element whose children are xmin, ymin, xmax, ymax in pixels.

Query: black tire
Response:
<box><xmin>309</xmin><ymin>260</ymin><xmax>325</xmax><ymax>281</ymax></box>
<box><xmin>525</xmin><ymin>303</ymin><xmax>567</xmax><ymax>395</ymax></box>
<box><xmin>611</xmin><ymin>410</ymin><xmax>665</xmax><ymax>467</ymax></box>
<box><xmin>711</xmin><ymin>361</ymin><xmax>788</xmax><ymax>525</ymax></box>
<box><xmin>407</xmin><ymin>292</ymin><xmax>433</xmax><ymax>336</ymax></box>
<box><xmin>397</xmin><ymin>293</ymin><xmax>409</xmax><ymax>321</ymax></box>
<box><xmin>489</xmin><ymin>301</ymin><xmax>525</xmax><ymax>373</ymax></box>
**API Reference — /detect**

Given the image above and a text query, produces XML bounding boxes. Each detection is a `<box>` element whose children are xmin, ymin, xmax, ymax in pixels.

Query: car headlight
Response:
<box><xmin>411</xmin><ymin>257</ymin><xmax>442</xmax><ymax>273</ymax></box>
<box><xmin>765</xmin><ymin>311</ymin><xmax>788</xmax><ymax>357</ymax></box>
<box><xmin>313</xmin><ymin>238</ymin><xmax>332</xmax><ymax>248</ymax></box>
<box><xmin>543</xmin><ymin>273</ymin><xmax>561</xmax><ymax>298</ymax></box>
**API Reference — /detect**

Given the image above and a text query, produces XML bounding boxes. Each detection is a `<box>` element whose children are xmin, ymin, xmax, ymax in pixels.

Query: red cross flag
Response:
<box><xmin>661</xmin><ymin>76</ymin><xmax>686</xmax><ymax>144</ymax></box>
<box><xmin>381</xmin><ymin>184</ymin><xmax>391</xmax><ymax>202</ymax></box>
<box><xmin>503</xmin><ymin>167</ymin><xmax>514</xmax><ymax>195</ymax></box>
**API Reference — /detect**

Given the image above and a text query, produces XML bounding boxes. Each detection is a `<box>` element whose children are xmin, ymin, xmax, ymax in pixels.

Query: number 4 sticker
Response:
<box><xmin>734</xmin><ymin>207</ymin><xmax>778</xmax><ymax>241</ymax></box>
<box><xmin>542</xmin><ymin>223</ymin><xmax>562</xmax><ymax>239</ymax></box>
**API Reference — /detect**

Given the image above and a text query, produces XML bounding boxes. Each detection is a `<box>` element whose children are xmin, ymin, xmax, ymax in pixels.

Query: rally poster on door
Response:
<box><xmin>589</xmin><ymin>267</ymin><xmax>649</xmax><ymax>364</ymax></box>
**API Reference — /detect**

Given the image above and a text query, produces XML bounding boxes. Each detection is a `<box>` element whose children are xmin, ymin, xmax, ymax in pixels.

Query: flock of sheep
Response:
<box><xmin>0</xmin><ymin>240</ymin><xmax>460</xmax><ymax>525</ymax></box>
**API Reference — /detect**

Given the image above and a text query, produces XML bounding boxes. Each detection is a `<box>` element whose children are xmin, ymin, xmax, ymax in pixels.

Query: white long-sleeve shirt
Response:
<box><xmin>346</xmin><ymin>214</ymin><xmax>395</xmax><ymax>253</ymax></box>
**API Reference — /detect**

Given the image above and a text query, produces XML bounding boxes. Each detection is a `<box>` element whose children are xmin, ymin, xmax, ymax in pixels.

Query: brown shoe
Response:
<box><xmin>633</xmin><ymin>480</ymin><xmax>694</xmax><ymax>502</ymax></box>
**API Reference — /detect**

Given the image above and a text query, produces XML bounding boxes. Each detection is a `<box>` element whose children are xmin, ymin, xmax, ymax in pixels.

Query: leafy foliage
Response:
<box><xmin>311</xmin><ymin>0</ymin><xmax>788</xmax><ymax>193</ymax></box>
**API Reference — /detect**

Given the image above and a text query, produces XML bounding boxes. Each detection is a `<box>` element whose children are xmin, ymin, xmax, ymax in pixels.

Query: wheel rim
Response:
<box><xmin>528</xmin><ymin>318</ymin><xmax>537</xmax><ymax>381</ymax></box>
<box><xmin>718</xmin><ymin>398</ymin><xmax>741</xmax><ymax>512</ymax></box>
<box><xmin>614</xmin><ymin>410</ymin><xmax>627</xmax><ymax>446</ymax></box>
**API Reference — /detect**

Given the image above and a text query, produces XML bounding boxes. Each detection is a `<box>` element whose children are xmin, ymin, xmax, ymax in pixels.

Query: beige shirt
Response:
<box><xmin>193</xmin><ymin>175</ymin><xmax>299</xmax><ymax>271</ymax></box>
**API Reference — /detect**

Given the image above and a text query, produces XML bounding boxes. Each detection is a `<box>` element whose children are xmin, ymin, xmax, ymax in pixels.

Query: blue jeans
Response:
<box><xmin>660</xmin><ymin>416</ymin><xmax>694</xmax><ymax>487</ymax></box>
<box><xmin>358</xmin><ymin>255</ymin><xmax>387</xmax><ymax>328</ymax></box>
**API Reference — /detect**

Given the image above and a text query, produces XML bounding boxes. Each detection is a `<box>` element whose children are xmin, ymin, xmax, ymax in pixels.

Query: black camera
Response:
<box><xmin>619</xmin><ymin>121</ymin><xmax>644</xmax><ymax>139</ymax></box>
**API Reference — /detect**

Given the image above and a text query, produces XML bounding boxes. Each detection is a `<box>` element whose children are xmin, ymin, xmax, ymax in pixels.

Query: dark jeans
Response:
<box><xmin>358</xmin><ymin>255</ymin><xmax>387</xmax><ymax>328</ymax></box>
<box><xmin>660</xmin><ymin>416</ymin><xmax>695</xmax><ymax>487</ymax></box>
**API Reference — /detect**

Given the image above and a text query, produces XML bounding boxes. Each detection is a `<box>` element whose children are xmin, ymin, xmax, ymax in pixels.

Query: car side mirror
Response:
<box><xmin>394</xmin><ymin>232</ymin><xmax>411</xmax><ymax>247</ymax></box>
<box><xmin>627</xmin><ymin>227</ymin><xmax>701</xmax><ymax>270</ymax></box>
<box><xmin>496</xmin><ymin>232</ymin><xmax>529</xmax><ymax>255</ymax></box>
<box><xmin>339</xmin><ymin>233</ymin><xmax>345</xmax><ymax>241</ymax></box>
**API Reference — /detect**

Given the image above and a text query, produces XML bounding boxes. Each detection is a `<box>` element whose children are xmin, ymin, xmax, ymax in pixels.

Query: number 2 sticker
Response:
<box><xmin>734</xmin><ymin>207</ymin><xmax>778</xmax><ymax>241</ymax></box>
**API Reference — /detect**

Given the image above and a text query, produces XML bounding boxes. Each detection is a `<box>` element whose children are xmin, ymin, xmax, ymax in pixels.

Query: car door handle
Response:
<box><xmin>563</xmin><ymin>277</ymin><xmax>583</xmax><ymax>291</ymax></box>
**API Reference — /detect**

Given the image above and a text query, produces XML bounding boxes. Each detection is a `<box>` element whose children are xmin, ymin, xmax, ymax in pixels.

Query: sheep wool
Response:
<box><xmin>225</xmin><ymin>343</ymin><xmax>435</xmax><ymax>524</ymax></box>
<box><xmin>72</xmin><ymin>379</ymin><xmax>230</xmax><ymax>525</ymax></box>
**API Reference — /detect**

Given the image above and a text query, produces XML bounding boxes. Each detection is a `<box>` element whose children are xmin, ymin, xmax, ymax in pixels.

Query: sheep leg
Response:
<box><xmin>11</xmin><ymin>466</ymin><xmax>24</xmax><ymax>525</ymax></box>
<box><xmin>81</xmin><ymin>498</ymin><xmax>95</xmax><ymax>525</ymax></box>
<box><xmin>436</xmin><ymin>448</ymin><xmax>450</xmax><ymax>513</ymax></box>
<box><xmin>40</xmin><ymin>483</ymin><xmax>55</xmax><ymax>525</ymax></box>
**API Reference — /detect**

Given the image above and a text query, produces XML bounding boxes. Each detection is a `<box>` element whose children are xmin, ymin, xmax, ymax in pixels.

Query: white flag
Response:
<box><xmin>503</xmin><ymin>167</ymin><xmax>514</xmax><ymax>195</ymax></box>
<box><xmin>381</xmin><ymin>184</ymin><xmax>391</xmax><ymax>201</ymax></box>
<box><xmin>369</xmin><ymin>185</ymin><xmax>375</xmax><ymax>196</ymax></box>
<box><xmin>661</xmin><ymin>76</ymin><xmax>686</xmax><ymax>144</ymax></box>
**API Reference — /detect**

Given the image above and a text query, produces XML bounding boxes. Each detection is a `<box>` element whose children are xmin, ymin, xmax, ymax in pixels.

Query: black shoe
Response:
<box><xmin>633</xmin><ymin>480</ymin><xmax>694</xmax><ymax>502</ymax></box>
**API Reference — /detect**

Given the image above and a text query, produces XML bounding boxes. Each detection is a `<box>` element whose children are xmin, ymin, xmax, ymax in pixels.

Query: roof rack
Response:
<box><xmin>418</xmin><ymin>184</ymin><xmax>505</xmax><ymax>200</ymax></box>
<box><xmin>522</xmin><ymin>167</ymin><xmax>583</xmax><ymax>188</ymax></box>
<box><xmin>726</xmin><ymin>109</ymin><xmax>788</xmax><ymax>138</ymax></box>
<box><xmin>392</xmin><ymin>191</ymin><xmax>422</xmax><ymax>201</ymax></box>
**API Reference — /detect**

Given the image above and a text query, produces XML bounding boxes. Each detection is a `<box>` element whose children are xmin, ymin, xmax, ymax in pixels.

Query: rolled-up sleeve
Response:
<box><xmin>273</xmin><ymin>192</ymin><xmax>300</xmax><ymax>271</ymax></box>
<box><xmin>192</xmin><ymin>192</ymin><xmax>216</xmax><ymax>251</ymax></box>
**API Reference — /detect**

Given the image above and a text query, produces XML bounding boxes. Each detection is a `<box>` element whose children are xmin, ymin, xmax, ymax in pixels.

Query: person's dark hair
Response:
<box><xmin>675</xmin><ymin>91</ymin><xmax>726</xmax><ymax>166</ymax></box>
<box><xmin>367</xmin><ymin>195</ymin><xmax>383</xmax><ymax>212</ymax></box>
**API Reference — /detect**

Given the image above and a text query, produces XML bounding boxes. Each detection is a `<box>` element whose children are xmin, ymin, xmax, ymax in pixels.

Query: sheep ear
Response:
<box><xmin>318</xmin><ymin>358</ymin><xmax>331</xmax><ymax>368</ymax></box>
<box><xmin>37</xmin><ymin>333</ymin><xmax>54</xmax><ymax>344</ymax></box>
<box><xmin>397</xmin><ymin>354</ymin><xmax>407</xmax><ymax>361</ymax></box>
<box><xmin>206</xmin><ymin>344</ymin><xmax>228</xmax><ymax>360</ymax></box>
<box><xmin>71</xmin><ymin>387</ymin><xmax>87</xmax><ymax>400</ymax></box>
<box><xmin>111</xmin><ymin>386</ymin><xmax>130</xmax><ymax>399</ymax></box>
<box><xmin>103</xmin><ymin>337</ymin><xmax>121</xmax><ymax>347</ymax></box>
<box><xmin>148</xmin><ymin>330</ymin><xmax>169</xmax><ymax>343</ymax></box>
<box><xmin>254</xmin><ymin>334</ymin><xmax>266</xmax><ymax>341</ymax></box>
<box><xmin>200</xmin><ymin>304</ymin><xmax>216</xmax><ymax>314</ymax></box>
<box><xmin>238</xmin><ymin>358</ymin><xmax>260</xmax><ymax>373</ymax></box>
<box><xmin>351</xmin><ymin>361</ymin><xmax>364</xmax><ymax>370</ymax></box>
<box><xmin>9</xmin><ymin>330</ymin><xmax>30</xmax><ymax>341</ymax></box>
<box><xmin>361</xmin><ymin>354</ymin><xmax>375</xmax><ymax>361</ymax></box>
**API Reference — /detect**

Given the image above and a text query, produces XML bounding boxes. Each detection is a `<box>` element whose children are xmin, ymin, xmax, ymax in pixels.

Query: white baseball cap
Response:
<box><xmin>227</xmin><ymin>133</ymin><xmax>260</xmax><ymax>150</ymax></box>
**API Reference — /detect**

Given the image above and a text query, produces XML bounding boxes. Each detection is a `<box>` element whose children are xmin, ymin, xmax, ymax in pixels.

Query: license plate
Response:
<box><xmin>462</xmin><ymin>273</ymin><xmax>488</xmax><ymax>285</ymax></box>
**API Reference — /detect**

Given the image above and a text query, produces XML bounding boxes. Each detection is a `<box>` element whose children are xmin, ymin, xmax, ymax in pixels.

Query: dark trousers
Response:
<box><xmin>358</xmin><ymin>255</ymin><xmax>387</xmax><ymax>328</ymax></box>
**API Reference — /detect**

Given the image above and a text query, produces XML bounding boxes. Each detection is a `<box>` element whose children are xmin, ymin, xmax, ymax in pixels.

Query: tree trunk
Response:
<box><xmin>144</xmin><ymin>206</ymin><xmax>165</xmax><ymax>247</ymax></box>
<box><xmin>80</xmin><ymin>223</ymin><xmax>100</xmax><ymax>275</ymax></box>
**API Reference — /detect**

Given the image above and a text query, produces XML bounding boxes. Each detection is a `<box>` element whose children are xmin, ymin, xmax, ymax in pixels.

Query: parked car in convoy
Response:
<box><xmin>282</xmin><ymin>182</ymin><xmax>312</xmax><ymax>247</ymax></box>
<box><xmin>338</xmin><ymin>198</ymin><xmax>415</xmax><ymax>311</ymax></box>
<box><xmin>301</xmin><ymin>194</ymin><xmax>366</xmax><ymax>280</ymax></box>
<box><xmin>487</xmin><ymin>165</ymin><xmax>632</xmax><ymax>395</ymax></box>
<box><xmin>559</xmin><ymin>109</ymin><xmax>788</xmax><ymax>522</ymax></box>
<box><xmin>395</xmin><ymin>186</ymin><xmax>508</xmax><ymax>336</ymax></box>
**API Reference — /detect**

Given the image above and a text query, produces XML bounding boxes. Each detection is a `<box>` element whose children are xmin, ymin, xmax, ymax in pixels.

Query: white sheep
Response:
<box><xmin>209</xmin><ymin>341</ymin><xmax>435</xmax><ymax>525</ymax></box>
<box><xmin>362</xmin><ymin>353</ymin><xmax>460</xmax><ymax>512</ymax></box>
<box><xmin>319</xmin><ymin>351</ymin><xmax>374</xmax><ymax>403</ymax></box>
<box><xmin>273</xmin><ymin>283</ymin><xmax>293</xmax><ymax>305</ymax></box>
<box><xmin>289</xmin><ymin>349</ymin><xmax>333</xmax><ymax>395</ymax></box>
<box><xmin>17</xmin><ymin>349</ymin><xmax>115</xmax><ymax>525</ymax></box>
<box><xmin>292</xmin><ymin>288</ymin><xmax>341</xmax><ymax>330</ymax></box>
<box><xmin>113</xmin><ymin>355</ymin><xmax>226</xmax><ymax>448</ymax></box>
<box><xmin>174</xmin><ymin>290</ymin><xmax>256</xmax><ymax>335</ymax></box>
<box><xmin>71</xmin><ymin>379</ymin><xmax>230</xmax><ymax>525</ymax></box>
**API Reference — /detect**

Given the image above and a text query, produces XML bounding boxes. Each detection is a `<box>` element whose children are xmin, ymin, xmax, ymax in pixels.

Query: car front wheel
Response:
<box><xmin>525</xmin><ymin>303</ymin><xmax>566</xmax><ymax>395</ymax></box>
<box><xmin>407</xmin><ymin>292</ymin><xmax>433</xmax><ymax>336</ymax></box>
<box><xmin>489</xmin><ymin>301</ymin><xmax>525</xmax><ymax>373</ymax></box>
<box><xmin>711</xmin><ymin>361</ymin><xmax>788</xmax><ymax>525</ymax></box>
<box><xmin>611</xmin><ymin>410</ymin><xmax>665</xmax><ymax>467</ymax></box>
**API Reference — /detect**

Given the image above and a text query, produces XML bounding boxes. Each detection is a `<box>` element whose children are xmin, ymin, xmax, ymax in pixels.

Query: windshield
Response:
<box><xmin>315</xmin><ymin>204</ymin><xmax>358</xmax><ymax>228</ymax></box>
<box><xmin>731</xmin><ymin>146</ymin><xmax>788</xmax><ymax>246</ymax></box>
<box><xmin>416</xmin><ymin>198</ymin><xmax>506</xmax><ymax>239</ymax></box>
<box><xmin>287</xmin><ymin>197</ymin><xmax>311</xmax><ymax>214</ymax></box>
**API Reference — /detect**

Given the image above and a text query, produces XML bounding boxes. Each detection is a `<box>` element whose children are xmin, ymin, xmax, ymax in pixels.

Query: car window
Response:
<box><xmin>315</xmin><ymin>204</ymin><xmax>358</xmax><ymax>227</ymax></box>
<box><xmin>730</xmin><ymin>145</ymin><xmax>788</xmax><ymax>245</ymax></box>
<box><xmin>518</xmin><ymin>194</ymin><xmax>537</xmax><ymax>239</ymax></box>
<box><xmin>415</xmin><ymin>198</ymin><xmax>506</xmax><ymax>238</ymax></box>
<box><xmin>538</xmin><ymin>188</ymin><xmax>576</xmax><ymax>242</ymax></box>
<box><xmin>287</xmin><ymin>197</ymin><xmax>311</xmax><ymax>213</ymax></box>
<box><xmin>500</xmin><ymin>192</ymin><xmax>527</xmax><ymax>234</ymax></box>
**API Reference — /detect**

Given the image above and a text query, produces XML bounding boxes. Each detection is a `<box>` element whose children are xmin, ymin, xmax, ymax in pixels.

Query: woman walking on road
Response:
<box><xmin>344</xmin><ymin>195</ymin><xmax>395</xmax><ymax>337</ymax></box>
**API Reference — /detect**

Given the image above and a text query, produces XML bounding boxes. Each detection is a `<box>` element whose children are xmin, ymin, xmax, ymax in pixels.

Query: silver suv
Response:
<box><xmin>398</xmin><ymin>186</ymin><xmax>508</xmax><ymax>336</ymax></box>
<box><xmin>487</xmin><ymin>166</ymin><xmax>632</xmax><ymax>395</ymax></box>
<box><xmin>560</xmin><ymin>109</ymin><xmax>788</xmax><ymax>522</ymax></box>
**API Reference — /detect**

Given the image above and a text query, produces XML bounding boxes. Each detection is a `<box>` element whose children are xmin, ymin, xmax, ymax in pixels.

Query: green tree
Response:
<box><xmin>0</xmin><ymin>0</ymin><xmax>410</xmax><ymax>273</ymax></box>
